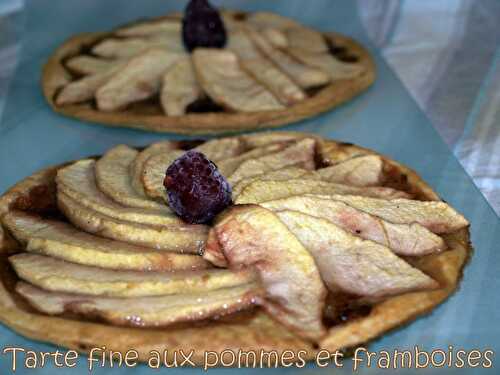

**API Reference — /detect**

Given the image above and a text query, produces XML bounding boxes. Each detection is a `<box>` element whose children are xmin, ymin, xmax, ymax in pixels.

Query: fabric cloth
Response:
<box><xmin>1</xmin><ymin>0</ymin><xmax>499</xmax><ymax>215</ymax></box>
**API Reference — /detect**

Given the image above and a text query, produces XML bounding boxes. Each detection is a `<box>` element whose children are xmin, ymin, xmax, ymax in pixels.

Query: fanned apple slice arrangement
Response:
<box><xmin>43</xmin><ymin>0</ymin><xmax>374</xmax><ymax>134</ymax></box>
<box><xmin>0</xmin><ymin>132</ymin><xmax>469</xmax><ymax>349</ymax></box>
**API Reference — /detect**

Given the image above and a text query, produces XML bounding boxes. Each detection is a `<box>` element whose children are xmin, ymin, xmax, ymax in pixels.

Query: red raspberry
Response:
<box><xmin>164</xmin><ymin>151</ymin><xmax>232</xmax><ymax>224</ymax></box>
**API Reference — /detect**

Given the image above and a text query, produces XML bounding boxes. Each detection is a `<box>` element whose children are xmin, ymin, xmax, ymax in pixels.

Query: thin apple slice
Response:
<box><xmin>315</xmin><ymin>155</ymin><xmax>384</xmax><ymax>186</ymax></box>
<box><xmin>320</xmin><ymin>194</ymin><xmax>469</xmax><ymax>234</ymax></box>
<box><xmin>261</xmin><ymin>28</ymin><xmax>288</xmax><ymax>48</ymax></box>
<box><xmin>2</xmin><ymin>211</ymin><xmax>208</xmax><ymax>271</ymax></box>
<box><xmin>55</xmin><ymin>61</ymin><xmax>126</xmax><ymax>105</ymax></box>
<box><xmin>57</xmin><ymin>159</ymin><xmax>183</xmax><ymax>226</ymax></box>
<box><xmin>211</xmin><ymin>205</ymin><xmax>327</xmax><ymax>340</ymax></box>
<box><xmin>65</xmin><ymin>56</ymin><xmax>123</xmax><ymax>75</ymax></box>
<box><xmin>130</xmin><ymin>141</ymin><xmax>179</xmax><ymax>196</ymax></box>
<box><xmin>217</xmin><ymin>143</ymin><xmax>288</xmax><ymax>177</ymax></box>
<box><xmin>286</xmin><ymin>27</ymin><xmax>329</xmax><ymax>53</ymax></box>
<box><xmin>141</xmin><ymin>150</ymin><xmax>185</xmax><ymax>202</ymax></box>
<box><xmin>11</xmin><ymin>253</ymin><xmax>255</xmax><ymax>297</ymax></box>
<box><xmin>96</xmin><ymin>49</ymin><xmax>182</xmax><ymax>111</ymax></box>
<box><xmin>232</xmin><ymin>167</ymin><xmax>309</xmax><ymax>198</ymax></box>
<box><xmin>246</xmin><ymin>12</ymin><xmax>301</xmax><ymax>30</ymax></box>
<box><xmin>235</xmin><ymin>179</ymin><xmax>410</xmax><ymax>204</ymax></box>
<box><xmin>95</xmin><ymin>145</ymin><xmax>168</xmax><ymax>210</ymax></box>
<box><xmin>57</xmin><ymin>192</ymin><xmax>207</xmax><ymax>254</ymax></box>
<box><xmin>193</xmin><ymin>49</ymin><xmax>285</xmax><ymax>112</ymax></box>
<box><xmin>287</xmin><ymin>48</ymin><xmax>364</xmax><ymax>81</ymax></box>
<box><xmin>245</xmin><ymin>27</ymin><xmax>330</xmax><ymax>89</ymax></box>
<box><xmin>228</xmin><ymin>138</ymin><xmax>316</xmax><ymax>185</ymax></box>
<box><xmin>261</xmin><ymin>195</ymin><xmax>445</xmax><ymax>256</ymax></box>
<box><xmin>115</xmin><ymin>19</ymin><xmax>181</xmax><ymax>37</ymax></box>
<box><xmin>195</xmin><ymin>138</ymin><xmax>245</xmax><ymax>162</ymax></box>
<box><xmin>160</xmin><ymin>57</ymin><xmax>202</xmax><ymax>115</ymax></box>
<box><xmin>276</xmin><ymin>210</ymin><xmax>439</xmax><ymax>297</ymax></box>
<box><xmin>228</xmin><ymin>29</ymin><xmax>305</xmax><ymax>105</ymax></box>
<box><xmin>16</xmin><ymin>281</ymin><xmax>262</xmax><ymax>328</ymax></box>
<box><xmin>92</xmin><ymin>34</ymin><xmax>184</xmax><ymax>58</ymax></box>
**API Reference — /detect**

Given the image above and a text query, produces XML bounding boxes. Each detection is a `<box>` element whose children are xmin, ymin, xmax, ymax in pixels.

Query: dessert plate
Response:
<box><xmin>41</xmin><ymin>2</ymin><xmax>375</xmax><ymax>134</ymax></box>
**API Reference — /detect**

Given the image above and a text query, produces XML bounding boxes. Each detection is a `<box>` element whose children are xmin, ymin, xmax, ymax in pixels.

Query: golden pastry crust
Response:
<box><xmin>42</xmin><ymin>29</ymin><xmax>375</xmax><ymax>135</ymax></box>
<box><xmin>0</xmin><ymin>132</ymin><xmax>470</xmax><ymax>364</ymax></box>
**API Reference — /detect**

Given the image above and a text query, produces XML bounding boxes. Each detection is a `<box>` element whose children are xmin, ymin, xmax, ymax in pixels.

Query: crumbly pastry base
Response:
<box><xmin>0</xmin><ymin>133</ymin><xmax>470</xmax><ymax>364</ymax></box>
<box><xmin>42</xmin><ymin>30</ymin><xmax>375</xmax><ymax>135</ymax></box>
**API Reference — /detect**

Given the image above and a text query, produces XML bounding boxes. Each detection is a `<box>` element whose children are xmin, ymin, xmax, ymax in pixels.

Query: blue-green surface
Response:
<box><xmin>0</xmin><ymin>1</ymin><xmax>499</xmax><ymax>373</ymax></box>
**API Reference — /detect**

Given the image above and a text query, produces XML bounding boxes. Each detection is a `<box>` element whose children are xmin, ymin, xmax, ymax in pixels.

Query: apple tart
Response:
<box><xmin>42</xmin><ymin>0</ymin><xmax>375</xmax><ymax>134</ymax></box>
<box><xmin>0</xmin><ymin>132</ymin><xmax>470</xmax><ymax>364</ymax></box>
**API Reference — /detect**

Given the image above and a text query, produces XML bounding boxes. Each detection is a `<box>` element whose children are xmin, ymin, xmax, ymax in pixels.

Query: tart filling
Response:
<box><xmin>0</xmin><ymin>133</ymin><xmax>469</xmax><ymax>349</ymax></box>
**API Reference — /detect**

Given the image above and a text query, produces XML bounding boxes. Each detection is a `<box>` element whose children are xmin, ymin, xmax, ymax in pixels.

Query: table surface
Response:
<box><xmin>0</xmin><ymin>1</ymin><xmax>499</xmax><ymax>374</ymax></box>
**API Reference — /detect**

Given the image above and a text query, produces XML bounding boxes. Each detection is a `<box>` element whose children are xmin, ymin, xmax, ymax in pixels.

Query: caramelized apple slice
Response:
<box><xmin>65</xmin><ymin>56</ymin><xmax>123</xmax><ymax>75</ymax></box>
<box><xmin>115</xmin><ymin>19</ymin><xmax>181</xmax><ymax>37</ymax></box>
<box><xmin>217</xmin><ymin>143</ymin><xmax>288</xmax><ymax>177</ymax></box>
<box><xmin>193</xmin><ymin>49</ymin><xmax>284</xmax><ymax>112</ymax></box>
<box><xmin>245</xmin><ymin>27</ymin><xmax>330</xmax><ymax>89</ymax></box>
<box><xmin>287</xmin><ymin>48</ymin><xmax>364</xmax><ymax>80</ymax></box>
<box><xmin>56</xmin><ymin>62</ymin><xmax>126</xmax><ymax>105</ymax></box>
<box><xmin>276</xmin><ymin>211</ymin><xmax>439</xmax><ymax>297</ymax></box>
<box><xmin>96</xmin><ymin>145</ymin><xmax>168</xmax><ymax>210</ymax></box>
<box><xmin>57</xmin><ymin>192</ymin><xmax>207</xmax><ymax>254</ymax></box>
<box><xmin>228</xmin><ymin>138</ymin><xmax>316</xmax><ymax>185</ymax></box>
<box><xmin>96</xmin><ymin>49</ymin><xmax>182</xmax><ymax>111</ymax></box>
<box><xmin>2</xmin><ymin>211</ymin><xmax>208</xmax><ymax>271</ymax></box>
<box><xmin>315</xmin><ymin>155</ymin><xmax>384</xmax><ymax>186</ymax></box>
<box><xmin>141</xmin><ymin>150</ymin><xmax>185</xmax><ymax>202</ymax></box>
<box><xmin>16</xmin><ymin>282</ymin><xmax>262</xmax><ymax>327</ymax></box>
<box><xmin>321</xmin><ymin>195</ymin><xmax>469</xmax><ymax>234</ymax></box>
<box><xmin>261</xmin><ymin>195</ymin><xmax>445</xmax><ymax>256</ymax></box>
<box><xmin>57</xmin><ymin>159</ymin><xmax>182</xmax><ymax>226</ymax></box>
<box><xmin>286</xmin><ymin>27</ymin><xmax>329</xmax><ymax>53</ymax></box>
<box><xmin>211</xmin><ymin>205</ymin><xmax>327</xmax><ymax>340</ymax></box>
<box><xmin>235</xmin><ymin>179</ymin><xmax>410</xmax><ymax>204</ymax></box>
<box><xmin>228</xmin><ymin>29</ymin><xmax>305</xmax><ymax>105</ymax></box>
<box><xmin>130</xmin><ymin>141</ymin><xmax>179</xmax><ymax>197</ymax></box>
<box><xmin>11</xmin><ymin>254</ymin><xmax>255</xmax><ymax>297</ymax></box>
<box><xmin>232</xmin><ymin>167</ymin><xmax>309</xmax><ymax>198</ymax></box>
<box><xmin>160</xmin><ymin>57</ymin><xmax>202</xmax><ymax>115</ymax></box>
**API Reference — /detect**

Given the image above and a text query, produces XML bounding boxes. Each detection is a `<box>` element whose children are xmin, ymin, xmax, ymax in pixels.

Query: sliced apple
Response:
<box><xmin>96</xmin><ymin>49</ymin><xmax>182</xmax><ymax>111</ymax></box>
<box><xmin>115</xmin><ymin>19</ymin><xmax>181</xmax><ymax>37</ymax></box>
<box><xmin>276</xmin><ymin>210</ymin><xmax>439</xmax><ymax>297</ymax></box>
<box><xmin>211</xmin><ymin>205</ymin><xmax>327</xmax><ymax>340</ymax></box>
<box><xmin>246</xmin><ymin>27</ymin><xmax>330</xmax><ymax>89</ymax></box>
<box><xmin>320</xmin><ymin>194</ymin><xmax>469</xmax><ymax>234</ymax></box>
<box><xmin>16</xmin><ymin>281</ymin><xmax>262</xmax><ymax>328</ymax></box>
<box><xmin>92</xmin><ymin>34</ymin><xmax>184</xmax><ymax>58</ymax></box>
<box><xmin>95</xmin><ymin>145</ymin><xmax>168</xmax><ymax>210</ymax></box>
<box><xmin>287</xmin><ymin>48</ymin><xmax>365</xmax><ymax>81</ymax></box>
<box><xmin>2</xmin><ymin>211</ymin><xmax>208</xmax><ymax>271</ymax></box>
<box><xmin>160</xmin><ymin>57</ymin><xmax>202</xmax><ymax>115</ymax></box>
<box><xmin>315</xmin><ymin>155</ymin><xmax>384</xmax><ymax>186</ymax></box>
<box><xmin>261</xmin><ymin>195</ymin><xmax>445</xmax><ymax>256</ymax></box>
<box><xmin>141</xmin><ymin>150</ymin><xmax>185</xmax><ymax>202</ymax></box>
<box><xmin>261</xmin><ymin>28</ymin><xmax>288</xmax><ymax>48</ymax></box>
<box><xmin>130</xmin><ymin>141</ymin><xmax>179</xmax><ymax>197</ymax></box>
<box><xmin>195</xmin><ymin>138</ymin><xmax>245</xmax><ymax>162</ymax></box>
<box><xmin>10</xmin><ymin>253</ymin><xmax>255</xmax><ymax>297</ymax></box>
<box><xmin>193</xmin><ymin>49</ymin><xmax>285</xmax><ymax>112</ymax></box>
<box><xmin>246</xmin><ymin>12</ymin><xmax>301</xmax><ymax>30</ymax></box>
<box><xmin>65</xmin><ymin>56</ymin><xmax>123</xmax><ymax>75</ymax></box>
<box><xmin>56</xmin><ymin>61</ymin><xmax>126</xmax><ymax>105</ymax></box>
<box><xmin>235</xmin><ymin>179</ymin><xmax>410</xmax><ymax>204</ymax></box>
<box><xmin>286</xmin><ymin>27</ymin><xmax>329</xmax><ymax>53</ymax></box>
<box><xmin>57</xmin><ymin>159</ymin><xmax>183</xmax><ymax>226</ymax></box>
<box><xmin>228</xmin><ymin>138</ymin><xmax>316</xmax><ymax>185</ymax></box>
<box><xmin>228</xmin><ymin>29</ymin><xmax>305</xmax><ymax>105</ymax></box>
<box><xmin>57</xmin><ymin>192</ymin><xmax>207</xmax><ymax>254</ymax></box>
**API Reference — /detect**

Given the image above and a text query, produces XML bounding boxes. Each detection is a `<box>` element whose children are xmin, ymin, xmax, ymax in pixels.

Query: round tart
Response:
<box><xmin>0</xmin><ymin>132</ymin><xmax>470</xmax><ymax>364</ymax></box>
<box><xmin>42</xmin><ymin>5</ymin><xmax>375</xmax><ymax>134</ymax></box>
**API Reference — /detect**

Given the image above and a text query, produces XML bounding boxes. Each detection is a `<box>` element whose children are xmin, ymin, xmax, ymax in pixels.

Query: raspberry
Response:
<box><xmin>182</xmin><ymin>0</ymin><xmax>227</xmax><ymax>52</ymax></box>
<box><xmin>164</xmin><ymin>151</ymin><xmax>232</xmax><ymax>224</ymax></box>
